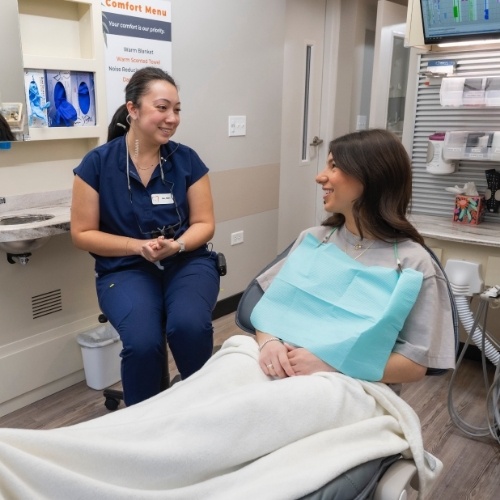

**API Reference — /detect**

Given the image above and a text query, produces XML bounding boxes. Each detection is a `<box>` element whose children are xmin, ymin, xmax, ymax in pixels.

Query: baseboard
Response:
<box><xmin>213</xmin><ymin>293</ymin><xmax>242</xmax><ymax>320</ymax></box>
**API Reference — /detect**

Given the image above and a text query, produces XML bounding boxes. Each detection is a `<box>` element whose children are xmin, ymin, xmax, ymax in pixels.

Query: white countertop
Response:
<box><xmin>0</xmin><ymin>190</ymin><xmax>71</xmax><ymax>243</ymax></box>
<box><xmin>410</xmin><ymin>214</ymin><xmax>500</xmax><ymax>248</ymax></box>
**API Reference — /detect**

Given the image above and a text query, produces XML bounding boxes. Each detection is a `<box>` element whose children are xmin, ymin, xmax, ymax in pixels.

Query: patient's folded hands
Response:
<box><xmin>286</xmin><ymin>344</ymin><xmax>338</xmax><ymax>376</ymax></box>
<box><xmin>258</xmin><ymin>337</ymin><xmax>295</xmax><ymax>378</ymax></box>
<box><xmin>258</xmin><ymin>336</ymin><xmax>337</xmax><ymax>378</ymax></box>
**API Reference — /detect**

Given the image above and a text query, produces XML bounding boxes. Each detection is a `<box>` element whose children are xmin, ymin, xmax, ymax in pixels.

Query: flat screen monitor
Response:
<box><xmin>420</xmin><ymin>0</ymin><xmax>500</xmax><ymax>45</ymax></box>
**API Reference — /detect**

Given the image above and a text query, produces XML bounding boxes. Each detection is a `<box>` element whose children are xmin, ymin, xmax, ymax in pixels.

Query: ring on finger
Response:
<box><xmin>267</xmin><ymin>364</ymin><xmax>274</xmax><ymax>369</ymax></box>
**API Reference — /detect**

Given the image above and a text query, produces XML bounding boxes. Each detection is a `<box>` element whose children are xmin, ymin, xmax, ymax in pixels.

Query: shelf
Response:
<box><xmin>19</xmin><ymin>0</ymin><xmax>94</xmax><ymax>60</ymax></box>
<box><xmin>25</xmin><ymin>126</ymin><xmax>103</xmax><ymax>142</ymax></box>
<box><xmin>22</xmin><ymin>56</ymin><xmax>98</xmax><ymax>73</ymax></box>
<box><xmin>17</xmin><ymin>0</ymin><xmax>107</xmax><ymax>144</ymax></box>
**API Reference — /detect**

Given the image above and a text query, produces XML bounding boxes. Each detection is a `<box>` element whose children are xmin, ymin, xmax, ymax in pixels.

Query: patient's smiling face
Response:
<box><xmin>316</xmin><ymin>153</ymin><xmax>364</xmax><ymax>217</ymax></box>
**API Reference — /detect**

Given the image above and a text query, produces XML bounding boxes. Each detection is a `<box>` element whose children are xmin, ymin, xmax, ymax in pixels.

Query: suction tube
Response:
<box><xmin>451</xmin><ymin>284</ymin><xmax>500</xmax><ymax>366</ymax></box>
<box><xmin>448</xmin><ymin>282</ymin><xmax>500</xmax><ymax>441</ymax></box>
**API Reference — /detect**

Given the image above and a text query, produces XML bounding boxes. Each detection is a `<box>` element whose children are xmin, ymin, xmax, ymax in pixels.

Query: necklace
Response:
<box><xmin>344</xmin><ymin>225</ymin><xmax>375</xmax><ymax>260</ymax></box>
<box><xmin>136</xmin><ymin>162</ymin><xmax>158</xmax><ymax>171</ymax></box>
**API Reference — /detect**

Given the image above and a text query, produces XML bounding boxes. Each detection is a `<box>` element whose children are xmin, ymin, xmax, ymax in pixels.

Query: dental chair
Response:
<box><xmin>235</xmin><ymin>242</ymin><xmax>459</xmax><ymax>500</ymax></box>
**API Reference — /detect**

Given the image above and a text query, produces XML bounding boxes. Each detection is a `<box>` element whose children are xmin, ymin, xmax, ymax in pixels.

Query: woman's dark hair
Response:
<box><xmin>126</xmin><ymin>66</ymin><xmax>177</xmax><ymax>105</ymax></box>
<box><xmin>0</xmin><ymin>113</ymin><xmax>16</xmax><ymax>141</ymax></box>
<box><xmin>107</xmin><ymin>67</ymin><xmax>177</xmax><ymax>142</ymax></box>
<box><xmin>107</xmin><ymin>103</ymin><xmax>129</xmax><ymax>142</ymax></box>
<box><xmin>322</xmin><ymin>128</ymin><xmax>424</xmax><ymax>245</ymax></box>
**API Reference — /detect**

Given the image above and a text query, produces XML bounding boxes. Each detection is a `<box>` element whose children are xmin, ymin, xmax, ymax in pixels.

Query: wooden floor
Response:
<box><xmin>1</xmin><ymin>313</ymin><xmax>499</xmax><ymax>499</ymax></box>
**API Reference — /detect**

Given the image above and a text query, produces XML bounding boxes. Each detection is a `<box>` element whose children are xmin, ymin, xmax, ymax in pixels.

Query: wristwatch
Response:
<box><xmin>176</xmin><ymin>239</ymin><xmax>185</xmax><ymax>253</ymax></box>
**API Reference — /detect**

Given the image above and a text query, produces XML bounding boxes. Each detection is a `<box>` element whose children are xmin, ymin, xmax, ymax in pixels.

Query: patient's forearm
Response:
<box><xmin>379</xmin><ymin>353</ymin><xmax>427</xmax><ymax>384</ymax></box>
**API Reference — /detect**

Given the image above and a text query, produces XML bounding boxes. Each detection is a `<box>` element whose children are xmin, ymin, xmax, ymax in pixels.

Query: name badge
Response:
<box><xmin>151</xmin><ymin>193</ymin><xmax>174</xmax><ymax>205</ymax></box>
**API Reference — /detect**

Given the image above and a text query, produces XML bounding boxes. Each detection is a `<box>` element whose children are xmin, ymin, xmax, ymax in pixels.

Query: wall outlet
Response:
<box><xmin>230</xmin><ymin>230</ymin><xmax>244</xmax><ymax>245</ymax></box>
<box><xmin>228</xmin><ymin>116</ymin><xmax>246</xmax><ymax>137</ymax></box>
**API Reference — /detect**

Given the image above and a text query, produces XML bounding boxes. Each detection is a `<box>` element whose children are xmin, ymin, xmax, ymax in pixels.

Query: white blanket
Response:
<box><xmin>0</xmin><ymin>335</ymin><xmax>441</xmax><ymax>500</ymax></box>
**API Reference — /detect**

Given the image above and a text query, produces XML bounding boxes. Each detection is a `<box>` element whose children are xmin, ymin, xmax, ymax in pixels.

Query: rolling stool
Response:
<box><xmin>101</xmin><ymin>313</ymin><xmax>174</xmax><ymax>411</ymax></box>
<box><xmin>102</xmin><ymin>252</ymin><xmax>227</xmax><ymax>411</ymax></box>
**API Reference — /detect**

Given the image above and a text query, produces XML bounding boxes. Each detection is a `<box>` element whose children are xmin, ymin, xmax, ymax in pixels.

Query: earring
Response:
<box><xmin>126</xmin><ymin>114</ymin><xmax>132</xmax><ymax>125</ymax></box>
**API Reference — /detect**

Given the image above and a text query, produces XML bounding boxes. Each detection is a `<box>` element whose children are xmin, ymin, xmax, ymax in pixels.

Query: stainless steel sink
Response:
<box><xmin>0</xmin><ymin>214</ymin><xmax>55</xmax><ymax>255</ymax></box>
<box><xmin>0</xmin><ymin>214</ymin><xmax>55</xmax><ymax>226</ymax></box>
<box><xmin>0</xmin><ymin>236</ymin><xmax>52</xmax><ymax>253</ymax></box>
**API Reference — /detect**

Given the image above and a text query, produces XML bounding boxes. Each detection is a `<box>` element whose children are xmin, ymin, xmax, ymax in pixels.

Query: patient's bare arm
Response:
<box><xmin>284</xmin><ymin>347</ymin><xmax>426</xmax><ymax>384</ymax></box>
<box><xmin>379</xmin><ymin>353</ymin><xmax>427</xmax><ymax>384</ymax></box>
<box><xmin>286</xmin><ymin>345</ymin><xmax>337</xmax><ymax>375</ymax></box>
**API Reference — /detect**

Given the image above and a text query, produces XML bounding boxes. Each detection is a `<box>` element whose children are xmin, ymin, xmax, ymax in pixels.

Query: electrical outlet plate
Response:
<box><xmin>228</xmin><ymin>116</ymin><xmax>246</xmax><ymax>137</ymax></box>
<box><xmin>231</xmin><ymin>230</ymin><xmax>244</xmax><ymax>245</ymax></box>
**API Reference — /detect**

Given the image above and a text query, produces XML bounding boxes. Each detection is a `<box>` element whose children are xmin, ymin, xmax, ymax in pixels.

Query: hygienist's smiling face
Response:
<box><xmin>132</xmin><ymin>80</ymin><xmax>181</xmax><ymax>144</ymax></box>
<box><xmin>316</xmin><ymin>153</ymin><xmax>364</xmax><ymax>216</ymax></box>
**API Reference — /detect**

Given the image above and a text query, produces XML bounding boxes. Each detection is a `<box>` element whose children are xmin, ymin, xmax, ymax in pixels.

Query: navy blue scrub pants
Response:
<box><xmin>96</xmin><ymin>252</ymin><xmax>220</xmax><ymax>406</ymax></box>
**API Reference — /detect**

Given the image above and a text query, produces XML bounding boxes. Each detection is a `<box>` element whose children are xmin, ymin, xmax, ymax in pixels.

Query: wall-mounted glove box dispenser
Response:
<box><xmin>442</xmin><ymin>131</ymin><xmax>500</xmax><ymax>161</ymax></box>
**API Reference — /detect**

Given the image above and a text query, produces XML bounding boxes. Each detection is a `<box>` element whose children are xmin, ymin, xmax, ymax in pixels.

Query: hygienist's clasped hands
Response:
<box><xmin>259</xmin><ymin>334</ymin><xmax>336</xmax><ymax>378</ymax></box>
<box><xmin>141</xmin><ymin>235</ymin><xmax>180</xmax><ymax>262</ymax></box>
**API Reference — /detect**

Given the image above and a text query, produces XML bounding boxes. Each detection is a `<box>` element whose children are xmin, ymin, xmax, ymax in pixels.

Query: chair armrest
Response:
<box><xmin>374</xmin><ymin>459</ymin><xmax>417</xmax><ymax>500</ymax></box>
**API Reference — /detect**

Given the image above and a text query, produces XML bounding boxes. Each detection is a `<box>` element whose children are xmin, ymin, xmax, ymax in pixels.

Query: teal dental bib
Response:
<box><xmin>250</xmin><ymin>233</ymin><xmax>424</xmax><ymax>380</ymax></box>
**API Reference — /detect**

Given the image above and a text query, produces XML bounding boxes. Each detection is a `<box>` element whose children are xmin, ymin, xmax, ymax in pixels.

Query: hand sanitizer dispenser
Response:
<box><xmin>426</xmin><ymin>132</ymin><xmax>456</xmax><ymax>175</ymax></box>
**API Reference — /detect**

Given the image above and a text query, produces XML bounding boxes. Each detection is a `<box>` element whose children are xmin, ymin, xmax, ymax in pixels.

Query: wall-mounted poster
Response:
<box><xmin>101</xmin><ymin>0</ymin><xmax>172</xmax><ymax>123</ymax></box>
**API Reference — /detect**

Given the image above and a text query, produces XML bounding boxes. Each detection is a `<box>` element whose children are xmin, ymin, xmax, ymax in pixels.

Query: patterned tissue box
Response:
<box><xmin>453</xmin><ymin>195</ymin><xmax>485</xmax><ymax>225</ymax></box>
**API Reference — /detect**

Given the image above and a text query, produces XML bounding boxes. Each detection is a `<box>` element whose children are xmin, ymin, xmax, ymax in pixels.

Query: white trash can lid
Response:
<box><xmin>77</xmin><ymin>325</ymin><xmax>120</xmax><ymax>348</ymax></box>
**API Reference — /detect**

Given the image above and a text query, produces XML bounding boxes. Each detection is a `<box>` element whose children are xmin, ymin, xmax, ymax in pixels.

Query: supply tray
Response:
<box><xmin>443</xmin><ymin>131</ymin><xmax>500</xmax><ymax>161</ymax></box>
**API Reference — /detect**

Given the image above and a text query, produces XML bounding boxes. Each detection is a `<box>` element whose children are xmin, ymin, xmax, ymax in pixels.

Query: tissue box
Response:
<box><xmin>453</xmin><ymin>195</ymin><xmax>485</xmax><ymax>225</ymax></box>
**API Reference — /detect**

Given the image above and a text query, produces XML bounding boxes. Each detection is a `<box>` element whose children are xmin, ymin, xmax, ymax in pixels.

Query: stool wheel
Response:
<box><xmin>104</xmin><ymin>396</ymin><xmax>120</xmax><ymax>411</ymax></box>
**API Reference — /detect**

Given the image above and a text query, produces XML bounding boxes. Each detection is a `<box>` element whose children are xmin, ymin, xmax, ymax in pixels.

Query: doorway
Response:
<box><xmin>278</xmin><ymin>0</ymin><xmax>381</xmax><ymax>251</ymax></box>
<box><xmin>278</xmin><ymin>0</ymin><xmax>329</xmax><ymax>251</ymax></box>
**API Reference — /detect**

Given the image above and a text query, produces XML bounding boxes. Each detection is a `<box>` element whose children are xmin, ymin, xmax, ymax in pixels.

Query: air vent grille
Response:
<box><xmin>32</xmin><ymin>289</ymin><xmax>62</xmax><ymax>319</ymax></box>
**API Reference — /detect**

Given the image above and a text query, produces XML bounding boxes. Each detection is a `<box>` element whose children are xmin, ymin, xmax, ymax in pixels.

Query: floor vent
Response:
<box><xmin>32</xmin><ymin>289</ymin><xmax>62</xmax><ymax>319</ymax></box>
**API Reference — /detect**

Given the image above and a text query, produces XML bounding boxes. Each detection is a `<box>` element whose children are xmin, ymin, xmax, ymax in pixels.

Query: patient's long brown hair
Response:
<box><xmin>322</xmin><ymin>128</ymin><xmax>424</xmax><ymax>245</ymax></box>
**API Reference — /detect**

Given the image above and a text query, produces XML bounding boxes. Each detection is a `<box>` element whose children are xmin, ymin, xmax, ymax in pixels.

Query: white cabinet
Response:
<box><xmin>18</xmin><ymin>0</ymin><xmax>107</xmax><ymax>144</ymax></box>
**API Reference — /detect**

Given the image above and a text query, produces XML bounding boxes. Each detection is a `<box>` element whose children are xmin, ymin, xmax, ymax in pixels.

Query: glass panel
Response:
<box><xmin>302</xmin><ymin>45</ymin><xmax>313</xmax><ymax>161</ymax></box>
<box><xmin>386</xmin><ymin>35</ymin><xmax>410</xmax><ymax>139</ymax></box>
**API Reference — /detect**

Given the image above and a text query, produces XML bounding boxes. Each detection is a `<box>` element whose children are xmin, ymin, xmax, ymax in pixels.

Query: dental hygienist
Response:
<box><xmin>71</xmin><ymin>67</ymin><xmax>220</xmax><ymax>405</ymax></box>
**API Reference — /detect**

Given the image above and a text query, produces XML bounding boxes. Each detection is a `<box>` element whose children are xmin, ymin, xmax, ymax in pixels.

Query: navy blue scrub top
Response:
<box><xmin>73</xmin><ymin>136</ymin><xmax>209</xmax><ymax>275</ymax></box>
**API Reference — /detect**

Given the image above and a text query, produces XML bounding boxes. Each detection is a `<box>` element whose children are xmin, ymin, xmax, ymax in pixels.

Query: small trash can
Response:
<box><xmin>77</xmin><ymin>324</ymin><xmax>122</xmax><ymax>390</ymax></box>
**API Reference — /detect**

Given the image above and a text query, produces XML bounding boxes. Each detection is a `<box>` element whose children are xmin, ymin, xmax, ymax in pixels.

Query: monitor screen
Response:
<box><xmin>420</xmin><ymin>0</ymin><xmax>500</xmax><ymax>45</ymax></box>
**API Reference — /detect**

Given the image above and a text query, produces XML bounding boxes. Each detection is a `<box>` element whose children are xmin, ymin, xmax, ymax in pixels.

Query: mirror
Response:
<box><xmin>0</xmin><ymin>0</ymin><xmax>28</xmax><ymax>142</ymax></box>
